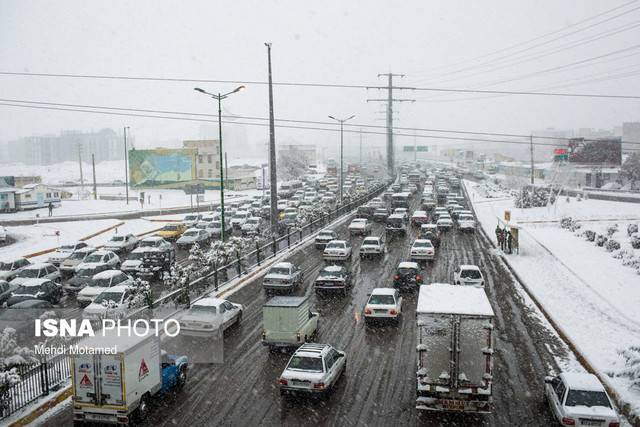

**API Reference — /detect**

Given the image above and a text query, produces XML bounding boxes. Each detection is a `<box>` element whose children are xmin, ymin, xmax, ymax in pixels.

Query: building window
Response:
<box><xmin>25</xmin><ymin>194</ymin><xmax>31</xmax><ymax>199</ymax></box>
<box><xmin>0</xmin><ymin>194</ymin><xmax>6</xmax><ymax>200</ymax></box>
<box><xmin>198</xmin><ymin>169</ymin><xmax>203</xmax><ymax>178</ymax></box>
<box><xmin>198</xmin><ymin>155</ymin><xmax>203</xmax><ymax>164</ymax></box>
<box><xmin>208</xmin><ymin>169</ymin><xmax>213</xmax><ymax>178</ymax></box>
<box><xmin>46</xmin><ymin>192</ymin><xmax>51</xmax><ymax>198</ymax></box>
<box><xmin>54</xmin><ymin>192</ymin><xmax>59</xmax><ymax>197</ymax></box>
<box><xmin>207</xmin><ymin>154</ymin><xmax>213</xmax><ymax>163</ymax></box>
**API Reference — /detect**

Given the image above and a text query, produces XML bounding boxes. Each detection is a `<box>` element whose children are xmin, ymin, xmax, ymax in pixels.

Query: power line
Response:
<box><xmin>2</xmin><ymin>101</ymin><xmax>639</xmax><ymax>151</ymax></box>
<box><xmin>2</xmin><ymin>97</ymin><xmax>640</xmax><ymax>145</ymax></box>
<box><xmin>2</xmin><ymin>70</ymin><xmax>640</xmax><ymax>100</ymax></box>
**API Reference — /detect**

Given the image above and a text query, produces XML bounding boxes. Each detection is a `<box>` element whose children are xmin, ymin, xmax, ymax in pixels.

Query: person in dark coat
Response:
<box><xmin>48</xmin><ymin>202</ymin><xmax>53</xmax><ymax>217</ymax></box>
<box><xmin>495</xmin><ymin>225</ymin><xmax>503</xmax><ymax>249</ymax></box>
<box><xmin>506</xmin><ymin>229</ymin><xmax>513</xmax><ymax>254</ymax></box>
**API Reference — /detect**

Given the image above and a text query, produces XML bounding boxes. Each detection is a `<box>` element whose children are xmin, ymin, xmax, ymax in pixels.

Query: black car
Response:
<box><xmin>6</xmin><ymin>279</ymin><xmax>62</xmax><ymax>306</ymax></box>
<box><xmin>314</xmin><ymin>265</ymin><xmax>352</xmax><ymax>295</ymax></box>
<box><xmin>356</xmin><ymin>205</ymin><xmax>375</xmax><ymax>219</ymax></box>
<box><xmin>372</xmin><ymin>208</ymin><xmax>390</xmax><ymax>223</ymax></box>
<box><xmin>9</xmin><ymin>299</ymin><xmax>55</xmax><ymax>309</ymax></box>
<box><xmin>0</xmin><ymin>280</ymin><xmax>18</xmax><ymax>306</ymax></box>
<box><xmin>392</xmin><ymin>262</ymin><xmax>423</xmax><ymax>290</ymax></box>
<box><xmin>64</xmin><ymin>264</ymin><xmax>111</xmax><ymax>294</ymax></box>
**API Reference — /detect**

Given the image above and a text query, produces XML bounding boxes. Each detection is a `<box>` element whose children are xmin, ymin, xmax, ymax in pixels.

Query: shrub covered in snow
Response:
<box><xmin>605</xmin><ymin>239</ymin><xmax>621</xmax><ymax>252</ymax></box>
<box><xmin>595</xmin><ymin>234</ymin><xmax>608</xmax><ymax>247</ymax></box>
<box><xmin>606</xmin><ymin>224</ymin><xmax>619</xmax><ymax>237</ymax></box>
<box><xmin>631</xmin><ymin>235</ymin><xmax>640</xmax><ymax>250</ymax></box>
<box><xmin>617</xmin><ymin>346</ymin><xmax>640</xmax><ymax>388</ymax></box>
<box><xmin>514</xmin><ymin>186</ymin><xmax>556</xmax><ymax>208</ymax></box>
<box><xmin>583</xmin><ymin>230</ymin><xmax>596</xmax><ymax>242</ymax></box>
<box><xmin>560</xmin><ymin>217</ymin><xmax>581</xmax><ymax>232</ymax></box>
<box><xmin>627</xmin><ymin>223</ymin><xmax>639</xmax><ymax>237</ymax></box>
<box><xmin>0</xmin><ymin>327</ymin><xmax>36</xmax><ymax>370</ymax></box>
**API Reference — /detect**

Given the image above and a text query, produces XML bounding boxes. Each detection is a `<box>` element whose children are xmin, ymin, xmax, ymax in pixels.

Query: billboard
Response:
<box><xmin>128</xmin><ymin>148</ymin><xmax>196</xmax><ymax>187</ymax></box>
<box><xmin>567</xmin><ymin>138</ymin><xmax>622</xmax><ymax>166</ymax></box>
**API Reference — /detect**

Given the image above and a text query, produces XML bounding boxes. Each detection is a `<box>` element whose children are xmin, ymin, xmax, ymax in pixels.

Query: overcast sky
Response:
<box><xmin>1</xmin><ymin>0</ymin><xmax>639</xmax><ymax>160</ymax></box>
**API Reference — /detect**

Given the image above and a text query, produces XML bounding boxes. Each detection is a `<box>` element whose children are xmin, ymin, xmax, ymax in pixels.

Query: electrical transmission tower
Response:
<box><xmin>367</xmin><ymin>73</ymin><xmax>414</xmax><ymax>177</ymax></box>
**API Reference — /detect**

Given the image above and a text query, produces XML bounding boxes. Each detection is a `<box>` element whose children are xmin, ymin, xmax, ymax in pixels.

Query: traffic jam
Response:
<box><xmin>4</xmin><ymin>165</ymin><xmax>622</xmax><ymax>426</ymax></box>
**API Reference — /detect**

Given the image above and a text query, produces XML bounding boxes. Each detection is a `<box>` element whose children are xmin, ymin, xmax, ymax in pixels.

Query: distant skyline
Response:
<box><xmin>1</xmin><ymin>0</ymin><xmax>639</xmax><ymax>162</ymax></box>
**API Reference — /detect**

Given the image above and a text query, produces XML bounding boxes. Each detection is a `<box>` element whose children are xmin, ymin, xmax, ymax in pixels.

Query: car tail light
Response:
<box><xmin>389</xmin><ymin>309</ymin><xmax>397</xmax><ymax>315</ymax></box>
<box><xmin>561</xmin><ymin>418</ymin><xmax>575</xmax><ymax>426</ymax></box>
<box><xmin>313</xmin><ymin>382</ymin><xmax>325</xmax><ymax>389</ymax></box>
<box><xmin>278</xmin><ymin>378</ymin><xmax>288</xmax><ymax>386</ymax></box>
<box><xmin>416</xmin><ymin>275</ymin><xmax>422</xmax><ymax>281</ymax></box>
<box><xmin>261</xmin><ymin>330</ymin><xmax>266</xmax><ymax>340</ymax></box>
<box><xmin>296</xmin><ymin>332</ymin><xmax>301</xmax><ymax>342</ymax></box>
<box><xmin>394</xmin><ymin>275</ymin><xmax>400</xmax><ymax>280</ymax></box>
<box><xmin>609</xmin><ymin>423</ymin><xmax>620</xmax><ymax>427</ymax></box>
<box><xmin>364</xmin><ymin>308</ymin><xmax>372</xmax><ymax>315</ymax></box>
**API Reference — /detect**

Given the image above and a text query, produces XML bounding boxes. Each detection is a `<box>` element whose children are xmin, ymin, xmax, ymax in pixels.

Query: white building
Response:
<box><xmin>183</xmin><ymin>140</ymin><xmax>222</xmax><ymax>180</ymax></box>
<box><xmin>14</xmin><ymin>184</ymin><xmax>63</xmax><ymax>210</ymax></box>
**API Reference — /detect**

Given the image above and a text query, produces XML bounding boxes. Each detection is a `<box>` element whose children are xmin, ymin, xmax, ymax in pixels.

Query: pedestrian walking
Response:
<box><xmin>506</xmin><ymin>229</ymin><xmax>513</xmax><ymax>254</ymax></box>
<box><xmin>495</xmin><ymin>225</ymin><xmax>502</xmax><ymax>249</ymax></box>
<box><xmin>48</xmin><ymin>202</ymin><xmax>53</xmax><ymax>217</ymax></box>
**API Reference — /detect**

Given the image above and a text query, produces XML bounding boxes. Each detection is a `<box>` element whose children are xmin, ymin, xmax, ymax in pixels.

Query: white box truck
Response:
<box><xmin>415</xmin><ymin>283</ymin><xmax>494</xmax><ymax>413</ymax></box>
<box><xmin>261</xmin><ymin>296</ymin><xmax>319</xmax><ymax>348</ymax></box>
<box><xmin>71</xmin><ymin>329</ymin><xmax>188</xmax><ymax>425</ymax></box>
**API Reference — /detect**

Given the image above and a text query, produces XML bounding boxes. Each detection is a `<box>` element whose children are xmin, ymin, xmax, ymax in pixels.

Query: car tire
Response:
<box><xmin>176</xmin><ymin>366</ymin><xmax>187</xmax><ymax>390</ymax></box>
<box><xmin>236</xmin><ymin>311</ymin><xmax>243</xmax><ymax>325</ymax></box>
<box><xmin>134</xmin><ymin>394</ymin><xmax>150</xmax><ymax>423</ymax></box>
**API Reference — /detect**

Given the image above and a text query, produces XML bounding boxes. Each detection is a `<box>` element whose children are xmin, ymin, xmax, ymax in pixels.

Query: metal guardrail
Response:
<box><xmin>0</xmin><ymin>181</ymin><xmax>390</xmax><ymax>421</ymax></box>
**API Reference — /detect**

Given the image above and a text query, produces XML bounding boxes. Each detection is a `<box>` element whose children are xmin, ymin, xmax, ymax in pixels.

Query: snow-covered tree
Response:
<box><xmin>278</xmin><ymin>151</ymin><xmax>308</xmax><ymax>180</ymax></box>
<box><xmin>621</xmin><ymin>153</ymin><xmax>640</xmax><ymax>189</ymax></box>
<box><xmin>0</xmin><ymin>367</ymin><xmax>20</xmax><ymax>415</ymax></box>
<box><xmin>0</xmin><ymin>327</ymin><xmax>36</xmax><ymax>370</ymax></box>
<box><xmin>126</xmin><ymin>277</ymin><xmax>153</xmax><ymax>309</ymax></box>
<box><xmin>617</xmin><ymin>346</ymin><xmax>640</xmax><ymax>388</ymax></box>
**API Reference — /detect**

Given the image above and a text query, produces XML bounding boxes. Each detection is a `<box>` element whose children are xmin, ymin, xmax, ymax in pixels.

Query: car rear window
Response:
<box><xmin>565</xmin><ymin>390</ymin><xmax>611</xmax><ymax>408</ymax></box>
<box><xmin>461</xmin><ymin>269</ymin><xmax>482</xmax><ymax>279</ymax></box>
<box><xmin>368</xmin><ymin>294</ymin><xmax>395</xmax><ymax>305</ymax></box>
<box><xmin>287</xmin><ymin>356</ymin><xmax>323</xmax><ymax>372</ymax></box>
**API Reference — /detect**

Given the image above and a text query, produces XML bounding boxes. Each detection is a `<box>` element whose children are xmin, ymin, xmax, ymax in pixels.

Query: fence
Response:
<box><xmin>0</xmin><ymin>181</ymin><xmax>389</xmax><ymax>421</ymax></box>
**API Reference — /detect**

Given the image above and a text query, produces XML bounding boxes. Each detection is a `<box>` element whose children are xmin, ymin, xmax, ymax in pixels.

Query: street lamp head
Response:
<box><xmin>328</xmin><ymin>115</ymin><xmax>336</xmax><ymax>120</ymax></box>
<box><xmin>347</xmin><ymin>115</ymin><xmax>356</xmax><ymax>121</ymax></box>
<box><xmin>233</xmin><ymin>85</ymin><xmax>246</xmax><ymax>94</ymax></box>
<box><xmin>194</xmin><ymin>87</ymin><xmax>206</xmax><ymax>93</ymax></box>
<box><xmin>265</xmin><ymin>42</ymin><xmax>272</xmax><ymax>48</ymax></box>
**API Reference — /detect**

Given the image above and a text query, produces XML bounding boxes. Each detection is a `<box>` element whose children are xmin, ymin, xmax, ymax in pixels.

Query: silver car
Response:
<box><xmin>176</xmin><ymin>228</ymin><xmax>211</xmax><ymax>249</ymax></box>
<box><xmin>0</xmin><ymin>258</ymin><xmax>31</xmax><ymax>282</ymax></box>
<box><xmin>262</xmin><ymin>262</ymin><xmax>304</xmax><ymax>292</ymax></box>
<box><xmin>10</xmin><ymin>263</ymin><xmax>61</xmax><ymax>286</ymax></box>
<box><xmin>59</xmin><ymin>247</ymin><xmax>96</xmax><ymax>275</ymax></box>
<box><xmin>48</xmin><ymin>242</ymin><xmax>90</xmax><ymax>266</ymax></box>
<box><xmin>278</xmin><ymin>343</ymin><xmax>346</xmax><ymax>396</ymax></box>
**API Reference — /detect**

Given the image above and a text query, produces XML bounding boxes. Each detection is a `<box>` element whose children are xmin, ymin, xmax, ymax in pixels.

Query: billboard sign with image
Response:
<box><xmin>128</xmin><ymin>148</ymin><xmax>197</xmax><ymax>187</ymax></box>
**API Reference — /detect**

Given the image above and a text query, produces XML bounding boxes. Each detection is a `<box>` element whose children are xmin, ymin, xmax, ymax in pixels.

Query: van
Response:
<box><xmin>261</xmin><ymin>296</ymin><xmax>319</xmax><ymax>348</ymax></box>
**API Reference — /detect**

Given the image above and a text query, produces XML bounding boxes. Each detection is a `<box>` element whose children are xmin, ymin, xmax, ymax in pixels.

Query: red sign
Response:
<box><xmin>138</xmin><ymin>359</ymin><xmax>149</xmax><ymax>380</ymax></box>
<box><xmin>553</xmin><ymin>148</ymin><xmax>568</xmax><ymax>155</ymax></box>
<box><xmin>79</xmin><ymin>374</ymin><xmax>92</xmax><ymax>387</ymax></box>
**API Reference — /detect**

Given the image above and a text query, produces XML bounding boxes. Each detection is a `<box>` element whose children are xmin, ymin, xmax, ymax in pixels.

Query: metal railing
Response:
<box><xmin>0</xmin><ymin>181</ymin><xmax>389</xmax><ymax>421</ymax></box>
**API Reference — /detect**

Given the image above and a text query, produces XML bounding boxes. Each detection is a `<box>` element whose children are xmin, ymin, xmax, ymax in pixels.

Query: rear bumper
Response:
<box><xmin>410</xmin><ymin>253</ymin><xmax>434</xmax><ymax>260</ymax></box>
<box><xmin>323</xmin><ymin>254</ymin><xmax>350</xmax><ymax>261</ymax></box>
<box><xmin>263</xmin><ymin>282</ymin><xmax>295</xmax><ymax>291</ymax></box>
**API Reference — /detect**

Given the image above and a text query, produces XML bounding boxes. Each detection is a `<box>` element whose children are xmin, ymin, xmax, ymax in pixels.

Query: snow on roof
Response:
<box><xmin>412</xmin><ymin>211</ymin><xmax>427</xmax><ymax>216</ymax></box>
<box><xmin>398</xmin><ymin>261</ymin><xmax>419</xmax><ymax>269</ymax></box>
<box><xmin>92</xmin><ymin>270</ymin><xmax>125</xmax><ymax>280</ymax></box>
<box><xmin>371</xmin><ymin>287</ymin><xmax>396</xmax><ymax>295</ymax></box>
<box><xmin>0</xmin><ymin>187</ymin><xmax>19</xmax><ymax>193</ymax></box>
<box><xmin>322</xmin><ymin>265</ymin><xmax>344</xmax><ymax>272</ymax></box>
<box><xmin>25</xmin><ymin>262</ymin><xmax>53</xmax><ymax>269</ymax></box>
<box><xmin>459</xmin><ymin>264</ymin><xmax>481</xmax><ymax>271</ymax></box>
<box><xmin>18</xmin><ymin>278</ymin><xmax>51</xmax><ymax>286</ymax></box>
<box><xmin>273</xmin><ymin>262</ymin><xmax>294</xmax><ymax>269</ymax></box>
<box><xmin>264</xmin><ymin>296</ymin><xmax>308</xmax><ymax>308</ymax></box>
<box><xmin>417</xmin><ymin>283</ymin><xmax>494</xmax><ymax>317</ymax></box>
<box><xmin>561</xmin><ymin>372</ymin><xmax>605</xmax><ymax>392</ymax></box>
<box><xmin>193</xmin><ymin>297</ymin><xmax>224</xmax><ymax>307</ymax></box>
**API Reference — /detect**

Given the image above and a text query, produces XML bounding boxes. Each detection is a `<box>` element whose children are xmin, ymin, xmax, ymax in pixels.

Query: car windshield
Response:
<box><xmin>461</xmin><ymin>269</ymin><xmax>482</xmax><ymax>279</ymax></box>
<box><xmin>184</xmin><ymin>231</ymin><xmax>198</xmax><ymax>237</ymax></box>
<box><xmin>69</xmin><ymin>252</ymin><xmax>88</xmax><ymax>260</ymax></box>
<box><xmin>163</xmin><ymin>225</ymin><xmax>179</xmax><ymax>231</ymax></box>
<box><xmin>84</xmin><ymin>254</ymin><xmax>104</xmax><ymax>263</ymax></box>
<box><xmin>269</xmin><ymin>267</ymin><xmax>290</xmax><ymax>275</ymax></box>
<box><xmin>90</xmin><ymin>277</ymin><xmax>115</xmax><ymax>287</ymax></box>
<box><xmin>320</xmin><ymin>268</ymin><xmax>343</xmax><ymax>277</ymax></box>
<box><xmin>363</xmin><ymin>238</ymin><xmax>378</xmax><ymax>245</ymax></box>
<box><xmin>326</xmin><ymin>242</ymin><xmax>345</xmax><ymax>249</ymax></box>
<box><xmin>209</xmin><ymin>221</ymin><xmax>222</xmax><ymax>228</ymax></box>
<box><xmin>287</xmin><ymin>356</ymin><xmax>323</xmax><ymax>372</ymax></box>
<box><xmin>368</xmin><ymin>294</ymin><xmax>395</xmax><ymax>305</ymax></box>
<box><xmin>110</xmin><ymin>236</ymin><xmax>125</xmax><ymax>242</ymax></box>
<box><xmin>398</xmin><ymin>267</ymin><xmax>417</xmax><ymax>276</ymax></box>
<box><xmin>459</xmin><ymin>215</ymin><xmax>474</xmax><ymax>221</ymax></box>
<box><xmin>414</xmin><ymin>241</ymin><xmax>433</xmax><ymax>248</ymax></box>
<box><xmin>139</xmin><ymin>240</ymin><xmax>157</xmax><ymax>247</ymax></box>
<box><xmin>127</xmin><ymin>252</ymin><xmax>145</xmax><ymax>261</ymax></box>
<box><xmin>93</xmin><ymin>291</ymin><xmax>124</xmax><ymax>305</ymax></box>
<box><xmin>565</xmin><ymin>390</ymin><xmax>611</xmax><ymax>408</ymax></box>
<box><xmin>247</xmin><ymin>219</ymin><xmax>259</xmax><ymax>224</ymax></box>
<box><xmin>18</xmin><ymin>268</ymin><xmax>41</xmax><ymax>278</ymax></box>
<box><xmin>189</xmin><ymin>305</ymin><xmax>217</xmax><ymax>315</ymax></box>
<box><xmin>76</xmin><ymin>268</ymin><xmax>95</xmax><ymax>278</ymax></box>
<box><xmin>319</xmin><ymin>232</ymin><xmax>334</xmax><ymax>238</ymax></box>
<box><xmin>15</xmin><ymin>285</ymin><xmax>43</xmax><ymax>295</ymax></box>
<box><xmin>352</xmin><ymin>219</ymin><xmax>366</xmax><ymax>224</ymax></box>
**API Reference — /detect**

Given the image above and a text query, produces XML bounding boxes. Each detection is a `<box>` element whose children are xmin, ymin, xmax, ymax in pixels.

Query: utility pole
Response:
<box><xmin>124</xmin><ymin>126</ymin><xmax>130</xmax><ymax>205</ymax></box>
<box><xmin>78</xmin><ymin>144</ymin><xmax>84</xmax><ymax>200</ymax></box>
<box><xmin>530</xmin><ymin>134</ymin><xmax>535</xmax><ymax>185</ymax></box>
<box><xmin>359</xmin><ymin>128</ymin><xmax>363</xmax><ymax>167</ymax></box>
<box><xmin>91</xmin><ymin>154</ymin><xmax>97</xmax><ymax>200</ymax></box>
<box><xmin>367</xmin><ymin>73</ymin><xmax>414</xmax><ymax>178</ymax></box>
<box><xmin>265</xmin><ymin>42</ymin><xmax>278</xmax><ymax>235</ymax></box>
<box><xmin>225</xmin><ymin>151</ymin><xmax>228</xmax><ymax>185</ymax></box>
<box><xmin>328</xmin><ymin>115</ymin><xmax>355</xmax><ymax>204</ymax></box>
<box><xmin>414</xmin><ymin>130</ymin><xmax>417</xmax><ymax>163</ymax></box>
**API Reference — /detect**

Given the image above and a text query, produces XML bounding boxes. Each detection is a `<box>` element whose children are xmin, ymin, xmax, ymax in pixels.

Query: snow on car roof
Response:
<box><xmin>352</xmin><ymin>218</ymin><xmax>367</xmax><ymax>222</ymax></box>
<box><xmin>561</xmin><ymin>372</ymin><xmax>606</xmax><ymax>392</ymax></box>
<box><xmin>25</xmin><ymin>263</ymin><xmax>54</xmax><ymax>269</ymax></box>
<box><xmin>398</xmin><ymin>261</ymin><xmax>419</xmax><ymax>269</ymax></box>
<box><xmin>91</xmin><ymin>250</ymin><xmax>113</xmax><ymax>255</ymax></box>
<box><xmin>272</xmin><ymin>262</ymin><xmax>294</xmax><ymax>269</ymax></box>
<box><xmin>193</xmin><ymin>297</ymin><xmax>225</xmax><ymax>307</ymax></box>
<box><xmin>264</xmin><ymin>296</ymin><xmax>308</xmax><ymax>308</ymax></box>
<box><xmin>417</xmin><ymin>284</ymin><xmax>494</xmax><ymax>317</ymax></box>
<box><xmin>142</xmin><ymin>236</ymin><xmax>164</xmax><ymax>241</ymax></box>
<box><xmin>18</xmin><ymin>278</ymin><xmax>51</xmax><ymax>286</ymax></box>
<box><xmin>412</xmin><ymin>211</ymin><xmax>427</xmax><ymax>216</ymax></box>
<box><xmin>92</xmin><ymin>270</ymin><xmax>125</xmax><ymax>279</ymax></box>
<box><xmin>371</xmin><ymin>287</ymin><xmax>396</xmax><ymax>295</ymax></box>
<box><xmin>459</xmin><ymin>264</ymin><xmax>481</xmax><ymax>271</ymax></box>
<box><xmin>322</xmin><ymin>265</ymin><xmax>344</xmax><ymax>272</ymax></box>
<box><xmin>421</xmin><ymin>224</ymin><xmax>437</xmax><ymax>229</ymax></box>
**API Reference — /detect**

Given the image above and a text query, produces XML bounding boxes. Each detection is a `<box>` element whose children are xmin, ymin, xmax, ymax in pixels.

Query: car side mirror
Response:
<box><xmin>544</xmin><ymin>376</ymin><xmax>554</xmax><ymax>384</ymax></box>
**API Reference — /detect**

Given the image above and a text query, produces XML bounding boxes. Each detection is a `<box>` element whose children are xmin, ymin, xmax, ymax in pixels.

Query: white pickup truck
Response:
<box><xmin>416</xmin><ymin>283</ymin><xmax>495</xmax><ymax>413</ymax></box>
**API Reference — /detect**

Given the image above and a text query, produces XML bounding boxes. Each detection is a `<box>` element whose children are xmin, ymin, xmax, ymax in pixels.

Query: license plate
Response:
<box><xmin>373</xmin><ymin>309</ymin><xmax>387</xmax><ymax>313</ymax></box>
<box><xmin>580</xmin><ymin>420</ymin><xmax>603</xmax><ymax>426</ymax></box>
<box><xmin>86</xmin><ymin>413</ymin><xmax>115</xmax><ymax>422</ymax></box>
<box><xmin>290</xmin><ymin>380</ymin><xmax>310</xmax><ymax>388</ymax></box>
<box><xmin>441</xmin><ymin>399</ymin><xmax>465</xmax><ymax>411</ymax></box>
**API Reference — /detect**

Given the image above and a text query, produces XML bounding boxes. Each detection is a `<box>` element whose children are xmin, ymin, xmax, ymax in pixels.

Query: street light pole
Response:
<box><xmin>124</xmin><ymin>126</ymin><xmax>130</xmax><ymax>205</ymax></box>
<box><xmin>328</xmin><ymin>115</ymin><xmax>355</xmax><ymax>204</ymax></box>
<box><xmin>193</xmin><ymin>85</ymin><xmax>245</xmax><ymax>242</ymax></box>
<box><xmin>265</xmin><ymin>42</ymin><xmax>278</xmax><ymax>236</ymax></box>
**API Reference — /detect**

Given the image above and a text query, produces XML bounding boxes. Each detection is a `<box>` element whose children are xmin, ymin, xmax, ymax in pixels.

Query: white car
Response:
<box><xmin>410</xmin><ymin>239</ymin><xmax>435</xmax><ymax>262</ymax></box>
<box><xmin>393</xmin><ymin>208</ymin><xmax>409</xmax><ymax>221</ymax></box>
<box><xmin>75</xmin><ymin>250</ymin><xmax>120</xmax><ymax>272</ymax></box>
<box><xmin>196</xmin><ymin>214</ymin><xmax>216</xmax><ymax>230</ymax></box>
<box><xmin>323</xmin><ymin>240</ymin><xmax>352</xmax><ymax>262</ymax></box>
<box><xmin>10</xmin><ymin>263</ymin><xmax>61</xmax><ymax>286</ymax></box>
<box><xmin>453</xmin><ymin>265</ymin><xmax>484</xmax><ymax>287</ymax></box>
<box><xmin>176</xmin><ymin>228</ymin><xmax>210</xmax><ymax>249</ymax></box>
<box><xmin>231</xmin><ymin>210</ymin><xmax>250</xmax><ymax>229</ymax></box>
<box><xmin>436</xmin><ymin>216</ymin><xmax>454</xmax><ymax>231</ymax></box>
<box><xmin>120</xmin><ymin>247</ymin><xmax>148</xmax><ymax>275</ymax></box>
<box><xmin>368</xmin><ymin>197</ymin><xmax>384</xmax><ymax>209</ymax></box>
<box><xmin>77</xmin><ymin>270</ymin><xmax>134</xmax><ymax>307</ymax></box>
<box><xmin>457</xmin><ymin>213</ymin><xmax>476</xmax><ymax>232</ymax></box>
<box><xmin>0</xmin><ymin>258</ymin><xmax>31</xmax><ymax>282</ymax></box>
<box><xmin>544</xmin><ymin>372</ymin><xmax>620</xmax><ymax>427</ymax></box>
<box><xmin>177</xmin><ymin>297</ymin><xmax>243</xmax><ymax>336</ymax></box>
<box><xmin>48</xmin><ymin>242</ymin><xmax>90</xmax><ymax>266</ymax></box>
<box><xmin>348</xmin><ymin>218</ymin><xmax>372</xmax><ymax>236</ymax></box>
<box><xmin>103</xmin><ymin>233</ymin><xmax>138</xmax><ymax>253</ymax></box>
<box><xmin>278</xmin><ymin>343</ymin><xmax>346</xmax><ymax>396</ymax></box>
<box><xmin>359</xmin><ymin>236</ymin><xmax>385</xmax><ymax>259</ymax></box>
<box><xmin>183</xmin><ymin>213</ymin><xmax>203</xmax><ymax>228</ymax></box>
<box><xmin>241</xmin><ymin>216</ymin><xmax>263</xmax><ymax>235</ymax></box>
<box><xmin>315</xmin><ymin>230</ymin><xmax>337</xmax><ymax>249</ymax></box>
<box><xmin>59</xmin><ymin>247</ymin><xmax>96</xmax><ymax>275</ymax></box>
<box><xmin>82</xmin><ymin>285</ymin><xmax>133</xmax><ymax>320</ymax></box>
<box><xmin>363</xmin><ymin>288</ymin><xmax>402</xmax><ymax>323</ymax></box>
<box><xmin>138</xmin><ymin>236</ymin><xmax>172</xmax><ymax>251</ymax></box>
